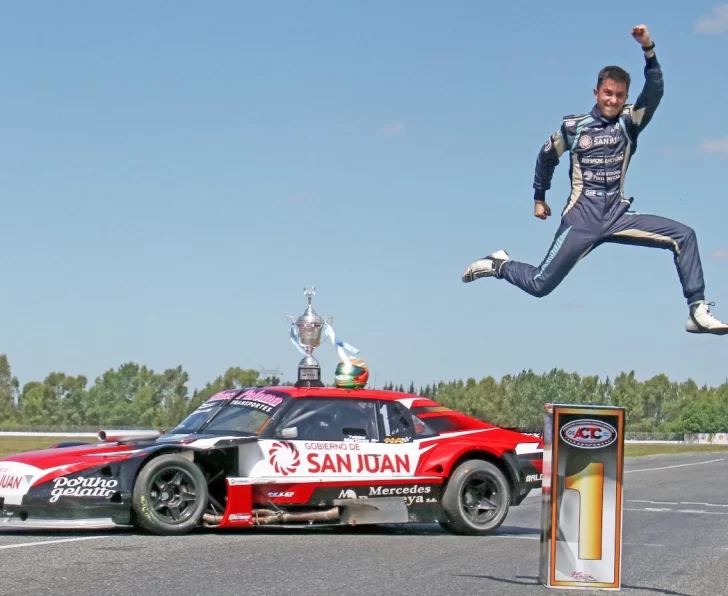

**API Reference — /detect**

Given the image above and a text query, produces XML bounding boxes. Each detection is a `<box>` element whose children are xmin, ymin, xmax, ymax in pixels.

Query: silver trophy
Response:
<box><xmin>286</xmin><ymin>287</ymin><xmax>332</xmax><ymax>387</ymax></box>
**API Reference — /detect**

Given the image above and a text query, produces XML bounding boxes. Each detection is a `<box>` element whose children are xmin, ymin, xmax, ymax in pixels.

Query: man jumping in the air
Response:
<box><xmin>462</xmin><ymin>24</ymin><xmax>728</xmax><ymax>335</ymax></box>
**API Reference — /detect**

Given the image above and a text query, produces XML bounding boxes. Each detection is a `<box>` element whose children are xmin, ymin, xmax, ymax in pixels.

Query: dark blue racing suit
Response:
<box><xmin>501</xmin><ymin>53</ymin><xmax>706</xmax><ymax>306</ymax></box>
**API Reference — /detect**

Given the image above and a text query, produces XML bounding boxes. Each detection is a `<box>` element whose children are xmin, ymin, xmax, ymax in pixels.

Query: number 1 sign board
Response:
<box><xmin>539</xmin><ymin>404</ymin><xmax>625</xmax><ymax>590</ymax></box>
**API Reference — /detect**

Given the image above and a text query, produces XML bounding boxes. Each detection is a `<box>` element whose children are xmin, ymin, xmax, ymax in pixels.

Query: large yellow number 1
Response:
<box><xmin>564</xmin><ymin>462</ymin><xmax>604</xmax><ymax>560</ymax></box>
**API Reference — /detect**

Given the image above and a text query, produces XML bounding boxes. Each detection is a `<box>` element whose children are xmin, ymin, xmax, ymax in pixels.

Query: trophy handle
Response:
<box><xmin>286</xmin><ymin>315</ymin><xmax>307</xmax><ymax>355</ymax></box>
<box><xmin>321</xmin><ymin>316</ymin><xmax>334</xmax><ymax>344</ymax></box>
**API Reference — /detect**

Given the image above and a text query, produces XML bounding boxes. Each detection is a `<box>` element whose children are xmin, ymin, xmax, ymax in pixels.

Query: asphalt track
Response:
<box><xmin>1</xmin><ymin>452</ymin><xmax>727</xmax><ymax>596</ymax></box>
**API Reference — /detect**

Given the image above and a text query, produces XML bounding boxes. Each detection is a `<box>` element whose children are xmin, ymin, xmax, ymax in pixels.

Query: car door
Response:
<box><xmin>251</xmin><ymin>397</ymin><xmax>409</xmax><ymax>480</ymax></box>
<box><xmin>376</xmin><ymin>399</ymin><xmax>440</xmax><ymax>478</ymax></box>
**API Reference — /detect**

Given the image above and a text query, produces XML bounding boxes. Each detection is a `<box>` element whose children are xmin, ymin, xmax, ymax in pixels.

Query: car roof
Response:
<box><xmin>225</xmin><ymin>386</ymin><xmax>497</xmax><ymax>432</ymax></box>
<box><xmin>258</xmin><ymin>385</ymin><xmax>439</xmax><ymax>406</ymax></box>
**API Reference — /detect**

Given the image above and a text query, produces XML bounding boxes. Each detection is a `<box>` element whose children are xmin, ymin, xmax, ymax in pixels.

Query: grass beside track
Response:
<box><xmin>0</xmin><ymin>436</ymin><xmax>98</xmax><ymax>459</ymax></box>
<box><xmin>2</xmin><ymin>436</ymin><xmax>728</xmax><ymax>460</ymax></box>
<box><xmin>624</xmin><ymin>443</ymin><xmax>728</xmax><ymax>457</ymax></box>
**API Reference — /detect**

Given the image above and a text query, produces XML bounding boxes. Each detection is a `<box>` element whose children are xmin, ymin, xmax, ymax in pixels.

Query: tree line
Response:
<box><xmin>1</xmin><ymin>354</ymin><xmax>726</xmax><ymax>434</ymax></box>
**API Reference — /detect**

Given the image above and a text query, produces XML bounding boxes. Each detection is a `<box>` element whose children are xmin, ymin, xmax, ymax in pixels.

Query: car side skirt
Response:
<box><xmin>219</xmin><ymin>476</ymin><xmax>446</xmax><ymax>528</ymax></box>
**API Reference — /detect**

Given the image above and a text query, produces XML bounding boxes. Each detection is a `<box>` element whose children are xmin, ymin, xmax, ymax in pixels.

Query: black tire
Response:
<box><xmin>131</xmin><ymin>454</ymin><xmax>208</xmax><ymax>536</ymax></box>
<box><xmin>440</xmin><ymin>459</ymin><xmax>511</xmax><ymax>536</ymax></box>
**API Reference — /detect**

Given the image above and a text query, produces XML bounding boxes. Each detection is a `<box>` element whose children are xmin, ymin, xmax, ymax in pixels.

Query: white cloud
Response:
<box><xmin>695</xmin><ymin>4</ymin><xmax>728</xmax><ymax>33</ymax></box>
<box><xmin>713</xmin><ymin>248</ymin><xmax>728</xmax><ymax>261</ymax></box>
<box><xmin>699</xmin><ymin>137</ymin><xmax>728</xmax><ymax>157</ymax></box>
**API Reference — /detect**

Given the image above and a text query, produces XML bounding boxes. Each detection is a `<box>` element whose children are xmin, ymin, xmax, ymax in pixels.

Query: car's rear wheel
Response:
<box><xmin>131</xmin><ymin>454</ymin><xmax>208</xmax><ymax>536</ymax></box>
<box><xmin>440</xmin><ymin>459</ymin><xmax>511</xmax><ymax>535</ymax></box>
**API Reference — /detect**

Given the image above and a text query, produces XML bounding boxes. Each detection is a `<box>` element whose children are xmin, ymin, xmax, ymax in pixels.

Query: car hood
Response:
<box><xmin>1</xmin><ymin>431</ymin><xmax>262</xmax><ymax>467</ymax></box>
<box><xmin>0</xmin><ymin>441</ymin><xmax>147</xmax><ymax>506</ymax></box>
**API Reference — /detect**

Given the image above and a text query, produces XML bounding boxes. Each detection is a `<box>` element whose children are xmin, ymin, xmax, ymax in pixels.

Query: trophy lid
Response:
<box><xmin>295</xmin><ymin>287</ymin><xmax>324</xmax><ymax>328</ymax></box>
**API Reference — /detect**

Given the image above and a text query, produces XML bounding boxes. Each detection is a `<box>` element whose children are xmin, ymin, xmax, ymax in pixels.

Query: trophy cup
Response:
<box><xmin>286</xmin><ymin>287</ymin><xmax>332</xmax><ymax>387</ymax></box>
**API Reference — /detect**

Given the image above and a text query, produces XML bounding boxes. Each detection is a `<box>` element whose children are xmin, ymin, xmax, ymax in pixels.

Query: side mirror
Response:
<box><xmin>280</xmin><ymin>426</ymin><xmax>298</xmax><ymax>439</ymax></box>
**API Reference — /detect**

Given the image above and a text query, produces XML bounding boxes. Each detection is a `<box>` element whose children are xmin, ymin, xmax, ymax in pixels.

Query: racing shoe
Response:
<box><xmin>462</xmin><ymin>250</ymin><xmax>509</xmax><ymax>282</ymax></box>
<box><xmin>686</xmin><ymin>300</ymin><xmax>728</xmax><ymax>335</ymax></box>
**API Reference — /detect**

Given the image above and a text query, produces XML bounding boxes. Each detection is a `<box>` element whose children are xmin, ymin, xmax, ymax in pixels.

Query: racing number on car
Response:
<box><xmin>564</xmin><ymin>462</ymin><xmax>604</xmax><ymax>560</ymax></box>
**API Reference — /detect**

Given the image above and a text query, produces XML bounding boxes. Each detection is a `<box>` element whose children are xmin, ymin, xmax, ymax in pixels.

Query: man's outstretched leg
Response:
<box><xmin>604</xmin><ymin>210</ymin><xmax>728</xmax><ymax>335</ymax></box>
<box><xmin>462</xmin><ymin>220</ymin><xmax>598</xmax><ymax>298</ymax></box>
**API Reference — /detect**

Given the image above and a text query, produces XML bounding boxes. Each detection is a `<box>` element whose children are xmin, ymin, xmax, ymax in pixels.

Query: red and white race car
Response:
<box><xmin>0</xmin><ymin>385</ymin><xmax>543</xmax><ymax>535</ymax></box>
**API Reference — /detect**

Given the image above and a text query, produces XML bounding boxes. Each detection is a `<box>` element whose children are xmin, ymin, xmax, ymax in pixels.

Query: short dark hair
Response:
<box><xmin>597</xmin><ymin>65</ymin><xmax>631</xmax><ymax>90</ymax></box>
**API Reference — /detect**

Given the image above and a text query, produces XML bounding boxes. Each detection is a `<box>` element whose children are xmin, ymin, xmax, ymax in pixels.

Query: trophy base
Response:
<box><xmin>295</xmin><ymin>355</ymin><xmax>324</xmax><ymax>388</ymax></box>
<box><xmin>295</xmin><ymin>365</ymin><xmax>324</xmax><ymax>388</ymax></box>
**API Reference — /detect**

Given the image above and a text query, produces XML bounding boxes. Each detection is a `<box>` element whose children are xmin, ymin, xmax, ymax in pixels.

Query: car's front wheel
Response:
<box><xmin>131</xmin><ymin>454</ymin><xmax>208</xmax><ymax>536</ymax></box>
<box><xmin>440</xmin><ymin>459</ymin><xmax>511</xmax><ymax>535</ymax></box>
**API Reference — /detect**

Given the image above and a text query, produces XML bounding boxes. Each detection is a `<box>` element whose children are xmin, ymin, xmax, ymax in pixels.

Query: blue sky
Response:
<box><xmin>2</xmin><ymin>1</ymin><xmax>728</xmax><ymax>395</ymax></box>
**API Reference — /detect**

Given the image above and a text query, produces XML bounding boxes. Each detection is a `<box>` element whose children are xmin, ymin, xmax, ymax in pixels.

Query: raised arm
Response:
<box><xmin>628</xmin><ymin>25</ymin><xmax>664</xmax><ymax>135</ymax></box>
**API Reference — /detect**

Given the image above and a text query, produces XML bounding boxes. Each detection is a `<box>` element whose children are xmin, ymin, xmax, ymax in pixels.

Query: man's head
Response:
<box><xmin>594</xmin><ymin>65</ymin><xmax>631</xmax><ymax>119</ymax></box>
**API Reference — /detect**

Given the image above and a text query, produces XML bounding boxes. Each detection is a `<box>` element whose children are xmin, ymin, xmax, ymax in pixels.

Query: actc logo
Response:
<box><xmin>560</xmin><ymin>419</ymin><xmax>617</xmax><ymax>449</ymax></box>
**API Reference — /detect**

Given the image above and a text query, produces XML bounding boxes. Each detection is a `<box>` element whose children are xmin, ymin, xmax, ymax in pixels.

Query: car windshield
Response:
<box><xmin>168</xmin><ymin>388</ymin><xmax>288</xmax><ymax>435</ymax></box>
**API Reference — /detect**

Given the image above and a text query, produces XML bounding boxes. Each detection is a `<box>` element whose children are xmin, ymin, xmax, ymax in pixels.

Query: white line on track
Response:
<box><xmin>492</xmin><ymin>535</ymin><xmax>728</xmax><ymax>551</ymax></box>
<box><xmin>493</xmin><ymin>535</ymin><xmax>672</xmax><ymax>548</ymax></box>
<box><xmin>624</xmin><ymin>458</ymin><xmax>725</xmax><ymax>474</ymax></box>
<box><xmin>681</xmin><ymin>501</ymin><xmax>728</xmax><ymax>508</ymax></box>
<box><xmin>625</xmin><ymin>507</ymin><xmax>728</xmax><ymax>515</ymax></box>
<box><xmin>628</xmin><ymin>499</ymin><xmax>679</xmax><ymax>505</ymax></box>
<box><xmin>524</xmin><ymin>459</ymin><xmax>727</xmax><ymax>500</ymax></box>
<box><xmin>0</xmin><ymin>536</ymin><xmax>109</xmax><ymax>551</ymax></box>
<box><xmin>629</xmin><ymin>499</ymin><xmax>728</xmax><ymax>507</ymax></box>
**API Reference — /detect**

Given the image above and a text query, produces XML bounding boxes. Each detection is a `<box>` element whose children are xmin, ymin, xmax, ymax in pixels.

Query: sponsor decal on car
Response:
<box><xmin>231</xmin><ymin>389</ymin><xmax>284</xmax><ymax>413</ymax></box>
<box><xmin>207</xmin><ymin>389</ymin><xmax>240</xmax><ymax>402</ymax></box>
<box><xmin>338</xmin><ymin>489</ymin><xmax>359</xmax><ymax>499</ymax></box>
<box><xmin>267</xmin><ymin>491</ymin><xmax>294</xmax><ymax>498</ymax></box>
<box><xmin>268</xmin><ymin>441</ymin><xmax>300</xmax><ymax>475</ymax></box>
<box><xmin>49</xmin><ymin>476</ymin><xmax>119</xmax><ymax>503</ymax></box>
<box><xmin>267</xmin><ymin>441</ymin><xmax>412</xmax><ymax>476</ymax></box>
<box><xmin>303</xmin><ymin>441</ymin><xmax>363</xmax><ymax>451</ymax></box>
<box><xmin>0</xmin><ymin>462</ymin><xmax>42</xmax><ymax>506</ymax></box>
<box><xmin>368</xmin><ymin>485</ymin><xmax>431</xmax><ymax>497</ymax></box>
<box><xmin>337</xmin><ymin>484</ymin><xmax>436</xmax><ymax>506</ymax></box>
<box><xmin>308</xmin><ymin>452</ymin><xmax>410</xmax><ymax>475</ymax></box>
<box><xmin>253</xmin><ymin>437</ymin><xmax>439</xmax><ymax>479</ymax></box>
<box><xmin>0</xmin><ymin>474</ymin><xmax>23</xmax><ymax>490</ymax></box>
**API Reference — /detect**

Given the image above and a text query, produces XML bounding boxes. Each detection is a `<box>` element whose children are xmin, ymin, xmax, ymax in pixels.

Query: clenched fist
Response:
<box><xmin>631</xmin><ymin>24</ymin><xmax>652</xmax><ymax>46</ymax></box>
<box><xmin>534</xmin><ymin>200</ymin><xmax>551</xmax><ymax>220</ymax></box>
